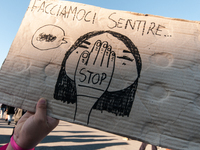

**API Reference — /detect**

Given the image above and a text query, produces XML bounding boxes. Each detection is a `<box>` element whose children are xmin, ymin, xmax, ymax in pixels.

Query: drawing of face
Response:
<box><xmin>54</xmin><ymin>31</ymin><xmax>142</xmax><ymax>123</ymax></box>
<box><xmin>65</xmin><ymin>33</ymin><xmax>138</xmax><ymax>92</ymax></box>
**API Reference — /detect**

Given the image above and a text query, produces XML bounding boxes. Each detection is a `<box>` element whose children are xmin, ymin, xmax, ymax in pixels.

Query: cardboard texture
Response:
<box><xmin>0</xmin><ymin>0</ymin><xmax>200</xmax><ymax>149</ymax></box>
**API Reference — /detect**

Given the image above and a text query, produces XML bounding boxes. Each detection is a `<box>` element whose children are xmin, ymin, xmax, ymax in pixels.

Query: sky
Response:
<box><xmin>0</xmin><ymin>0</ymin><xmax>199</xmax><ymax>67</ymax></box>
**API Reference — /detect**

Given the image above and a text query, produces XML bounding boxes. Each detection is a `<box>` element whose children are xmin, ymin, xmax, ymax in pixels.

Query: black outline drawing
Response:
<box><xmin>54</xmin><ymin>30</ymin><xmax>142</xmax><ymax>124</ymax></box>
<box><xmin>36</xmin><ymin>33</ymin><xmax>57</xmax><ymax>42</ymax></box>
<box><xmin>31</xmin><ymin>24</ymin><xmax>68</xmax><ymax>50</ymax></box>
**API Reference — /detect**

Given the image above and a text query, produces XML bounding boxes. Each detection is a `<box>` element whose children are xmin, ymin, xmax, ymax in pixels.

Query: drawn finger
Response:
<box><xmin>108</xmin><ymin>51</ymin><xmax>116</xmax><ymax>68</ymax></box>
<box><xmin>96</xmin><ymin>41</ymin><xmax>108</xmax><ymax>66</ymax></box>
<box><xmin>88</xmin><ymin>40</ymin><xmax>101</xmax><ymax>65</ymax></box>
<box><xmin>101</xmin><ymin>45</ymin><xmax>111</xmax><ymax>67</ymax></box>
<box><xmin>79</xmin><ymin>50</ymin><xmax>90</xmax><ymax>66</ymax></box>
<box><xmin>75</xmin><ymin>50</ymin><xmax>89</xmax><ymax>81</ymax></box>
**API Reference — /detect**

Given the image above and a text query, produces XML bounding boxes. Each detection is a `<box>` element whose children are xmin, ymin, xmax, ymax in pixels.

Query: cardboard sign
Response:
<box><xmin>1</xmin><ymin>0</ymin><xmax>200</xmax><ymax>149</ymax></box>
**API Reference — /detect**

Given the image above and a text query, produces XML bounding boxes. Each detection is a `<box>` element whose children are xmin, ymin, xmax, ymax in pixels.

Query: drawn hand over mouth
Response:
<box><xmin>54</xmin><ymin>30</ymin><xmax>141</xmax><ymax>125</ymax></box>
<box><xmin>74</xmin><ymin>40</ymin><xmax>116</xmax><ymax>123</ymax></box>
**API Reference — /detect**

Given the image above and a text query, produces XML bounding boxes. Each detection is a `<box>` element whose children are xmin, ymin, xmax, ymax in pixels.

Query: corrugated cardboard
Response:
<box><xmin>1</xmin><ymin>0</ymin><xmax>200</xmax><ymax>149</ymax></box>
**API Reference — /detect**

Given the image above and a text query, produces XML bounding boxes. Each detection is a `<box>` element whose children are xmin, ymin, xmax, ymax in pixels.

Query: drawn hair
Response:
<box><xmin>54</xmin><ymin>30</ymin><xmax>142</xmax><ymax>117</ymax></box>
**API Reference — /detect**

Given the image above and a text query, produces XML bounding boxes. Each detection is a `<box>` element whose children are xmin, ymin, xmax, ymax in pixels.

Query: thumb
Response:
<box><xmin>35</xmin><ymin>98</ymin><xmax>47</xmax><ymax>119</ymax></box>
<box><xmin>80</xmin><ymin>50</ymin><xmax>89</xmax><ymax>65</ymax></box>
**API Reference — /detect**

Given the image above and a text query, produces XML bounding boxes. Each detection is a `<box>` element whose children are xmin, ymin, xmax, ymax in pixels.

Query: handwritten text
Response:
<box><xmin>108</xmin><ymin>12</ymin><xmax>169</xmax><ymax>37</ymax></box>
<box><xmin>31</xmin><ymin>0</ymin><xmax>97</xmax><ymax>24</ymax></box>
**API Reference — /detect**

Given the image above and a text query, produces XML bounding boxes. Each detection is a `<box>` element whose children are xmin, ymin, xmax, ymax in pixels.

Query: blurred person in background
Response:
<box><xmin>1</xmin><ymin>104</ymin><xmax>7</xmax><ymax>119</ymax></box>
<box><xmin>7</xmin><ymin>106</ymin><xmax>15</xmax><ymax>125</ymax></box>
<box><xmin>139</xmin><ymin>142</ymin><xmax>157</xmax><ymax>150</ymax></box>
<box><xmin>10</xmin><ymin>108</ymin><xmax>26</xmax><ymax>137</ymax></box>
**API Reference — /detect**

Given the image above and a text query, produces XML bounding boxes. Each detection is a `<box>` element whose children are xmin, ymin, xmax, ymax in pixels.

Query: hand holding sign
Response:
<box><xmin>74</xmin><ymin>40</ymin><xmax>116</xmax><ymax>123</ymax></box>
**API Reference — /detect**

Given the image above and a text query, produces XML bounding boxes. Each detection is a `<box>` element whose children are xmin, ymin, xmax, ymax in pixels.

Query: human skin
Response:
<box><xmin>6</xmin><ymin>98</ymin><xmax>59</xmax><ymax>150</ymax></box>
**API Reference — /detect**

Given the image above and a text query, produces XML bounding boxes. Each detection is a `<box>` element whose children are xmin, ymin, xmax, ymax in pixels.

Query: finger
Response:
<box><xmin>75</xmin><ymin>50</ymin><xmax>89</xmax><ymax>77</ymax></box>
<box><xmin>20</xmin><ymin>111</ymin><xmax>34</xmax><ymax>120</ymax></box>
<box><xmin>102</xmin><ymin>45</ymin><xmax>111</xmax><ymax>67</ymax></box>
<box><xmin>17</xmin><ymin>111</ymin><xmax>34</xmax><ymax>124</ymax></box>
<box><xmin>75</xmin><ymin>50</ymin><xmax>89</xmax><ymax>84</ymax></box>
<box><xmin>79</xmin><ymin>50</ymin><xmax>90</xmax><ymax>65</ymax></box>
<box><xmin>47</xmin><ymin>116</ymin><xmax>59</xmax><ymax>130</ymax></box>
<box><xmin>35</xmin><ymin>98</ymin><xmax>47</xmax><ymax>120</ymax></box>
<box><xmin>88</xmin><ymin>40</ymin><xmax>101</xmax><ymax>65</ymax></box>
<box><xmin>96</xmin><ymin>41</ymin><xmax>108</xmax><ymax>66</ymax></box>
<box><xmin>108</xmin><ymin>51</ymin><xmax>116</xmax><ymax>68</ymax></box>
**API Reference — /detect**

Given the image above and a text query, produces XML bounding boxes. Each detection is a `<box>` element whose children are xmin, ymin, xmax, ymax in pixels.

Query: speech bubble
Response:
<box><xmin>31</xmin><ymin>24</ymin><xmax>68</xmax><ymax>50</ymax></box>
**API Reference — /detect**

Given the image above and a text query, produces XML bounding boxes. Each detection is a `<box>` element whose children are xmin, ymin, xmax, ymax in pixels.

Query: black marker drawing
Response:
<box><xmin>54</xmin><ymin>30</ymin><xmax>142</xmax><ymax>124</ymax></box>
<box><xmin>117</xmin><ymin>56</ymin><xmax>134</xmax><ymax>62</ymax></box>
<box><xmin>36</xmin><ymin>33</ymin><xmax>57</xmax><ymax>42</ymax></box>
<box><xmin>31</xmin><ymin>24</ymin><xmax>68</xmax><ymax>50</ymax></box>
